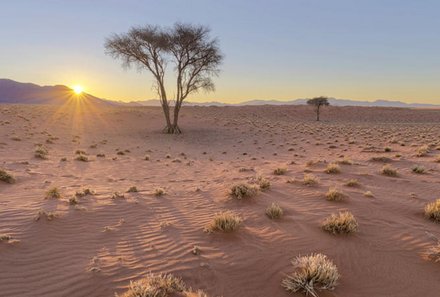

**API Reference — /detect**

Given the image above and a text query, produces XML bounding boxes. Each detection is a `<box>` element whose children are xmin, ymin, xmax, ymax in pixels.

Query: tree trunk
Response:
<box><xmin>316</xmin><ymin>106</ymin><xmax>320</xmax><ymax>121</ymax></box>
<box><xmin>168</xmin><ymin>101</ymin><xmax>182</xmax><ymax>134</ymax></box>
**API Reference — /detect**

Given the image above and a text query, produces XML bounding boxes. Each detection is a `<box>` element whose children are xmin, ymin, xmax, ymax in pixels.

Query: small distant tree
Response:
<box><xmin>307</xmin><ymin>96</ymin><xmax>330</xmax><ymax>121</ymax></box>
<box><xmin>105</xmin><ymin>23</ymin><xmax>223</xmax><ymax>134</ymax></box>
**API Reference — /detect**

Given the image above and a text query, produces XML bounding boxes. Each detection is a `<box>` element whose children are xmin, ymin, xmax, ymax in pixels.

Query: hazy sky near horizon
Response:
<box><xmin>1</xmin><ymin>0</ymin><xmax>439</xmax><ymax>103</ymax></box>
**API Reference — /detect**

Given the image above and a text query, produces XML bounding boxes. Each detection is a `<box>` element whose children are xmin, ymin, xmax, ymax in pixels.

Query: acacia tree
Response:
<box><xmin>105</xmin><ymin>23</ymin><xmax>223</xmax><ymax>134</ymax></box>
<box><xmin>307</xmin><ymin>96</ymin><xmax>330</xmax><ymax>121</ymax></box>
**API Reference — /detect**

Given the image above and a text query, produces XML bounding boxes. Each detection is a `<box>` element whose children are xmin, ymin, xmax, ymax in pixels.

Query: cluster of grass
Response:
<box><xmin>411</xmin><ymin>165</ymin><xmax>425</xmax><ymax>174</ymax></box>
<box><xmin>256</xmin><ymin>176</ymin><xmax>271</xmax><ymax>191</ymax></box>
<box><xmin>127</xmin><ymin>186</ymin><xmax>138</xmax><ymax>193</ymax></box>
<box><xmin>34</xmin><ymin>145</ymin><xmax>48</xmax><ymax>159</ymax></box>
<box><xmin>112</xmin><ymin>192</ymin><xmax>125</xmax><ymax>199</ymax></box>
<box><xmin>229</xmin><ymin>183</ymin><xmax>258</xmax><ymax>200</ymax></box>
<box><xmin>282</xmin><ymin>253</ymin><xmax>340</xmax><ymax>297</ymax></box>
<box><xmin>303</xmin><ymin>174</ymin><xmax>319</xmax><ymax>186</ymax></box>
<box><xmin>0</xmin><ymin>169</ymin><xmax>15</xmax><ymax>184</ymax></box>
<box><xmin>117</xmin><ymin>273</ymin><xmax>210</xmax><ymax>297</ymax></box>
<box><xmin>35</xmin><ymin>210</ymin><xmax>56</xmax><ymax>221</ymax></box>
<box><xmin>266</xmin><ymin>203</ymin><xmax>283</xmax><ymax>219</ymax></box>
<box><xmin>325</xmin><ymin>187</ymin><xmax>345</xmax><ymax>201</ymax></box>
<box><xmin>381</xmin><ymin>164</ymin><xmax>398</xmax><ymax>177</ymax></box>
<box><xmin>322</xmin><ymin>211</ymin><xmax>358</xmax><ymax>234</ymax></box>
<box><xmin>337</xmin><ymin>158</ymin><xmax>353</xmax><ymax>165</ymax></box>
<box><xmin>75</xmin><ymin>188</ymin><xmax>94</xmax><ymax>197</ymax></box>
<box><xmin>425</xmin><ymin>199</ymin><xmax>440</xmax><ymax>222</ymax></box>
<box><xmin>273</xmin><ymin>167</ymin><xmax>287</xmax><ymax>175</ymax></box>
<box><xmin>0</xmin><ymin>234</ymin><xmax>12</xmax><ymax>242</ymax></box>
<box><xmin>45</xmin><ymin>187</ymin><xmax>61</xmax><ymax>199</ymax></box>
<box><xmin>344</xmin><ymin>179</ymin><xmax>360</xmax><ymax>187</ymax></box>
<box><xmin>75</xmin><ymin>154</ymin><xmax>89</xmax><ymax>162</ymax></box>
<box><xmin>416</xmin><ymin>145</ymin><xmax>430</xmax><ymax>157</ymax></box>
<box><xmin>370</xmin><ymin>156</ymin><xmax>392</xmax><ymax>163</ymax></box>
<box><xmin>325</xmin><ymin>163</ymin><xmax>341</xmax><ymax>174</ymax></box>
<box><xmin>205</xmin><ymin>211</ymin><xmax>241</xmax><ymax>233</ymax></box>
<box><xmin>154</xmin><ymin>187</ymin><xmax>166</xmax><ymax>197</ymax></box>
<box><xmin>363</xmin><ymin>191</ymin><xmax>374</xmax><ymax>198</ymax></box>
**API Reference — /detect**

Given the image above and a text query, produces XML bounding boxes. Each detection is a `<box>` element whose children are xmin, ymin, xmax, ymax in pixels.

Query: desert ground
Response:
<box><xmin>1</xmin><ymin>102</ymin><xmax>440</xmax><ymax>297</ymax></box>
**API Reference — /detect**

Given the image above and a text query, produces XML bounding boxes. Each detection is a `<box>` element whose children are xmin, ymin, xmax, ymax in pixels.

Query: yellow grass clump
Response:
<box><xmin>34</xmin><ymin>145</ymin><xmax>49</xmax><ymax>159</ymax></box>
<box><xmin>274</xmin><ymin>167</ymin><xmax>287</xmax><ymax>175</ymax></box>
<box><xmin>205</xmin><ymin>211</ymin><xmax>241</xmax><ymax>233</ymax></box>
<box><xmin>381</xmin><ymin>164</ymin><xmax>398</xmax><ymax>177</ymax></box>
<box><xmin>282</xmin><ymin>253</ymin><xmax>340</xmax><ymax>297</ymax></box>
<box><xmin>325</xmin><ymin>187</ymin><xmax>345</xmax><ymax>201</ymax></box>
<box><xmin>45</xmin><ymin>187</ymin><xmax>61</xmax><ymax>199</ymax></box>
<box><xmin>229</xmin><ymin>183</ymin><xmax>258</xmax><ymax>200</ymax></box>
<box><xmin>425</xmin><ymin>199</ymin><xmax>440</xmax><ymax>222</ymax></box>
<box><xmin>303</xmin><ymin>174</ymin><xmax>319</xmax><ymax>186</ymax></box>
<box><xmin>345</xmin><ymin>179</ymin><xmax>359</xmax><ymax>187</ymax></box>
<box><xmin>0</xmin><ymin>169</ymin><xmax>15</xmax><ymax>184</ymax></box>
<box><xmin>325</xmin><ymin>163</ymin><xmax>340</xmax><ymax>174</ymax></box>
<box><xmin>266</xmin><ymin>203</ymin><xmax>283</xmax><ymax>219</ymax></box>
<box><xmin>117</xmin><ymin>273</ymin><xmax>210</xmax><ymax>297</ymax></box>
<box><xmin>322</xmin><ymin>211</ymin><xmax>358</xmax><ymax>234</ymax></box>
<box><xmin>416</xmin><ymin>145</ymin><xmax>429</xmax><ymax>157</ymax></box>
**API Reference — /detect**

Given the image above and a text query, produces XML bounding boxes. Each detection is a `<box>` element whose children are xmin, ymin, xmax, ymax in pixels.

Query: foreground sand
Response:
<box><xmin>1</xmin><ymin>102</ymin><xmax>440</xmax><ymax>297</ymax></box>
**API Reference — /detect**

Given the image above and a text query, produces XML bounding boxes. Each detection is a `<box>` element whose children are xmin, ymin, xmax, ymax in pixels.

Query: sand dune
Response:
<box><xmin>1</xmin><ymin>103</ymin><xmax>440</xmax><ymax>296</ymax></box>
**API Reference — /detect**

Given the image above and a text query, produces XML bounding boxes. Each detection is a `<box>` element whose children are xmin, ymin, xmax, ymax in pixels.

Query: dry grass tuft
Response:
<box><xmin>416</xmin><ymin>145</ymin><xmax>430</xmax><ymax>157</ymax></box>
<box><xmin>322</xmin><ymin>211</ymin><xmax>358</xmax><ymax>234</ymax></box>
<box><xmin>75</xmin><ymin>188</ymin><xmax>94</xmax><ymax>197</ymax></box>
<box><xmin>154</xmin><ymin>187</ymin><xmax>166</xmax><ymax>197</ymax></box>
<box><xmin>0</xmin><ymin>234</ymin><xmax>12</xmax><ymax>242</ymax></box>
<box><xmin>337</xmin><ymin>158</ymin><xmax>353</xmax><ymax>165</ymax></box>
<box><xmin>344</xmin><ymin>179</ymin><xmax>360</xmax><ymax>187</ymax></box>
<box><xmin>381</xmin><ymin>164</ymin><xmax>398</xmax><ymax>177</ymax></box>
<box><xmin>34</xmin><ymin>145</ymin><xmax>48</xmax><ymax>159</ymax></box>
<box><xmin>363</xmin><ymin>191</ymin><xmax>374</xmax><ymax>198</ymax></box>
<box><xmin>45</xmin><ymin>187</ymin><xmax>61</xmax><ymax>199</ymax></box>
<box><xmin>303</xmin><ymin>174</ymin><xmax>319</xmax><ymax>186</ymax></box>
<box><xmin>274</xmin><ymin>167</ymin><xmax>287</xmax><ymax>175</ymax></box>
<box><xmin>229</xmin><ymin>183</ymin><xmax>258</xmax><ymax>200</ymax></box>
<box><xmin>75</xmin><ymin>154</ymin><xmax>89</xmax><ymax>162</ymax></box>
<box><xmin>117</xmin><ymin>273</ymin><xmax>195</xmax><ymax>297</ymax></box>
<box><xmin>282</xmin><ymin>253</ymin><xmax>339</xmax><ymax>297</ymax></box>
<box><xmin>325</xmin><ymin>163</ymin><xmax>341</xmax><ymax>174</ymax></box>
<box><xmin>205</xmin><ymin>211</ymin><xmax>241</xmax><ymax>233</ymax></box>
<box><xmin>127</xmin><ymin>186</ymin><xmax>138</xmax><ymax>193</ymax></box>
<box><xmin>425</xmin><ymin>199</ymin><xmax>440</xmax><ymax>222</ymax></box>
<box><xmin>112</xmin><ymin>192</ymin><xmax>125</xmax><ymax>199</ymax></box>
<box><xmin>266</xmin><ymin>203</ymin><xmax>283</xmax><ymax>219</ymax></box>
<box><xmin>370</xmin><ymin>156</ymin><xmax>392</xmax><ymax>163</ymax></box>
<box><xmin>325</xmin><ymin>187</ymin><xmax>345</xmax><ymax>201</ymax></box>
<box><xmin>35</xmin><ymin>210</ymin><xmax>56</xmax><ymax>221</ymax></box>
<box><xmin>0</xmin><ymin>169</ymin><xmax>15</xmax><ymax>184</ymax></box>
<box><xmin>257</xmin><ymin>176</ymin><xmax>271</xmax><ymax>191</ymax></box>
<box><xmin>411</xmin><ymin>165</ymin><xmax>425</xmax><ymax>174</ymax></box>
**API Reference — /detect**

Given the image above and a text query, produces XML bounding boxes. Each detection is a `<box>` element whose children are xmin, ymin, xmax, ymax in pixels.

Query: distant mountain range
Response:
<box><xmin>1</xmin><ymin>79</ymin><xmax>438</xmax><ymax>108</ymax></box>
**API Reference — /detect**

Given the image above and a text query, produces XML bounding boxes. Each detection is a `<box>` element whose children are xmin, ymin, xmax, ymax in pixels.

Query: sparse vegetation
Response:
<box><xmin>381</xmin><ymin>164</ymin><xmax>398</xmax><ymax>177</ymax></box>
<box><xmin>0</xmin><ymin>234</ymin><xmax>12</xmax><ymax>242</ymax></box>
<box><xmin>34</xmin><ymin>145</ymin><xmax>48</xmax><ymax>159</ymax></box>
<box><xmin>112</xmin><ymin>192</ymin><xmax>125</xmax><ymax>199</ymax></box>
<box><xmin>257</xmin><ymin>176</ymin><xmax>271</xmax><ymax>191</ymax></box>
<box><xmin>303</xmin><ymin>174</ymin><xmax>319</xmax><ymax>186</ymax></box>
<box><xmin>205</xmin><ymin>211</ymin><xmax>241</xmax><ymax>233</ymax></box>
<box><xmin>274</xmin><ymin>167</ymin><xmax>287</xmax><ymax>175</ymax></box>
<box><xmin>363</xmin><ymin>191</ymin><xmax>374</xmax><ymax>198</ymax></box>
<box><xmin>282</xmin><ymin>253</ymin><xmax>339</xmax><ymax>296</ymax></box>
<box><xmin>0</xmin><ymin>169</ymin><xmax>15</xmax><ymax>184</ymax></box>
<box><xmin>266</xmin><ymin>203</ymin><xmax>283</xmax><ymax>219</ymax></box>
<box><xmin>117</xmin><ymin>273</ymin><xmax>209</xmax><ymax>297</ymax></box>
<box><xmin>411</xmin><ymin>165</ymin><xmax>425</xmax><ymax>174</ymax></box>
<box><xmin>425</xmin><ymin>199</ymin><xmax>440</xmax><ymax>222</ymax></box>
<box><xmin>325</xmin><ymin>163</ymin><xmax>340</xmax><ymax>174</ymax></box>
<box><xmin>322</xmin><ymin>211</ymin><xmax>358</xmax><ymax>234</ymax></box>
<box><xmin>425</xmin><ymin>243</ymin><xmax>440</xmax><ymax>263</ymax></box>
<box><xmin>229</xmin><ymin>183</ymin><xmax>258</xmax><ymax>200</ymax></box>
<box><xmin>75</xmin><ymin>188</ymin><xmax>94</xmax><ymax>197</ymax></box>
<box><xmin>325</xmin><ymin>187</ymin><xmax>345</xmax><ymax>201</ymax></box>
<box><xmin>416</xmin><ymin>145</ymin><xmax>429</xmax><ymax>157</ymax></box>
<box><xmin>154</xmin><ymin>187</ymin><xmax>166</xmax><ymax>197</ymax></box>
<box><xmin>45</xmin><ymin>187</ymin><xmax>61</xmax><ymax>199</ymax></box>
<box><xmin>35</xmin><ymin>210</ymin><xmax>56</xmax><ymax>221</ymax></box>
<box><xmin>127</xmin><ymin>186</ymin><xmax>138</xmax><ymax>193</ymax></box>
<box><xmin>75</xmin><ymin>154</ymin><xmax>89</xmax><ymax>162</ymax></box>
<box><xmin>345</xmin><ymin>179</ymin><xmax>360</xmax><ymax>187</ymax></box>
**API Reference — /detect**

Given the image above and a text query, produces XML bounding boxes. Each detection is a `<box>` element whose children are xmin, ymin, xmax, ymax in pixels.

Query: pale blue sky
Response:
<box><xmin>1</xmin><ymin>0</ymin><xmax>439</xmax><ymax>103</ymax></box>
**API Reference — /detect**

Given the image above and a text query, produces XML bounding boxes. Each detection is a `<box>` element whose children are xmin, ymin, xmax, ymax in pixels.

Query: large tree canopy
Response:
<box><xmin>307</xmin><ymin>96</ymin><xmax>330</xmax><ymax>121</ymax></box>
<box><xmin>105</xmin><ymin>23</ymin><xmax>223</xmax><ymax>134</ymax></box>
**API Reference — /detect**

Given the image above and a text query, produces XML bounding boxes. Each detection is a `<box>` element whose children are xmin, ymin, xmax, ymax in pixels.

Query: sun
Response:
<box><xmin>72</xmin><ymin>85</ymin><xmax>84</xmax><ymax>95</ymax></box>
